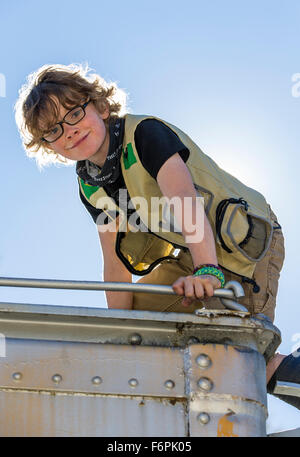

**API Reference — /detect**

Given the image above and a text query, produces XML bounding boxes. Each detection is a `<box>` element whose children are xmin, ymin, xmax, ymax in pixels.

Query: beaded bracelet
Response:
<box><xmin>192</xmin><ymin>264</ymin><xmax>222</xmax><ymax>275</ymax></box>
<box><xmin>193</xmin><ymin>265</ymin><xmax>225</xmax><ymax>287</ymax></box>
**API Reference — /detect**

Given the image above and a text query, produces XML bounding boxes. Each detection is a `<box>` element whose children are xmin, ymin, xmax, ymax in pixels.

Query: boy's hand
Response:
<box><xmin>172</xmin><ymin>274</ymin><xmax>222</xmax><ymax>307</ymax></box>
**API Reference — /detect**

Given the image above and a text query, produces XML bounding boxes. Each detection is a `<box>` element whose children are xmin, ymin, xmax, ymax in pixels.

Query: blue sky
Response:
<box><xmin>0</xmin><ymin>0</ymin><xmax>299</xmax><ymax>434</ymax></box>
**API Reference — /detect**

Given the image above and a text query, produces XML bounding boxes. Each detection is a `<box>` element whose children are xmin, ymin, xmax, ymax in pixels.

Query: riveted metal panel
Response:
<box><xmin>0</xmin><ymin>338</ymin><xmax>185</xmax><ymax>397</ymax></box>
<box><xmin>185</xmin><ymin>344</ymin><xmax>267</xmax><ymax>437</ymax></box>
<box><xmin>0</xmin><ymin>305</ymin><xmax>281</xmax><ymax>437</ymax></box>
<box><xmin>0</xmin><ymin>391</ymin><xmax>187</xmax><ymax>437</ymax></box>
<box><xmin>189</xmin><ymin>397</ymin><xmax>266</xmax><ymax>437</ymax></box>
<box><xmin>186</xmin><ymin>344</ymin><xmax>267</xmax><ymax>405</ymax></box>
<box><xmin>0</xmin><ymin>304</ymin><xmax>281</xmax><ymax>361</ymax></box>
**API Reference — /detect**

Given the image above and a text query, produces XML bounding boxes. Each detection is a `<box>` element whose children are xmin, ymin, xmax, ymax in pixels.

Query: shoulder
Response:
<box><xmin>131</xmin><ymin>117</ymin><xmax>189</xmax><ymax>180</ymax></box>
<box><xmin>134</xmin><ymin>117</ymin><xmax>175</xmax><ymax>137</ymax></box>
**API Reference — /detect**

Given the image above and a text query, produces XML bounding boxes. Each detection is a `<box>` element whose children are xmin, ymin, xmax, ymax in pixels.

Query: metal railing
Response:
<box><xmin>0</xmin><ymin>276</ymin><xmax>248</xmax><ymax>312</ymax></box>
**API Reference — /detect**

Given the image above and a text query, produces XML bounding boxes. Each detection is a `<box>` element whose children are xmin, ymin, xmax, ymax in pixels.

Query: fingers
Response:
<box><xmin>182</xmin><ymin>297</ymin><xmax>194</xmax><ymax>307</ymax></box>
<box><xmin>172</xmin><ymin>274</ymin><xmax>222</xmax><ymax>307</ymax></box>
<box><xmin>202</xmin><ymin>279</ymin><xmax>214</xmax><ymax>298</ymax></box>
<box><xmin>172</xmin><ymin>277</ymin><xmax>186</xmax><ymax>296</ymax></box>
<box><xmin>172</xmin><ymin>276</ymin><xmax>201</xmax><ymax>298</ymax></box>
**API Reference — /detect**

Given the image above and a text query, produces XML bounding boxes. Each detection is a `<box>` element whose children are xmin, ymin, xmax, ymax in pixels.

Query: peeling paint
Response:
<box><xmin>0</xmin><ymin>386</ymin><xmax>187</xmax><ymax>404</ymax></box>
<box><xmin>217</xmin><ymin>410</ymin><xmax>238</xmax><ymax>437</ymax></box>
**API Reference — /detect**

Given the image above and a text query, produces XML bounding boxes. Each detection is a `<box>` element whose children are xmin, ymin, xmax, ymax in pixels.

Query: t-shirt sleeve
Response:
<box><xmin>134</xmin><ymin>119</ymin><xmax>190</xmax><ymax>179</ymax></box>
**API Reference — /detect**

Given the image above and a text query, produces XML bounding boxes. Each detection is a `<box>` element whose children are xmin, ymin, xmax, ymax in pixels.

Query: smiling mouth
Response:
<box><xmin>70</xmin><ymin>132</ymin><xmax>89</xmax><ymax>149</ymax></box>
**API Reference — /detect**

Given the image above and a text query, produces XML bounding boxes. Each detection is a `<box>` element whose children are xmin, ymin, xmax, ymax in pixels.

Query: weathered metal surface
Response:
<box><xmin>0</xmin><ymin>338</ymin><xmax>187</xmax><ymax>436</ymax></box>
<box><xmin>0</xmin><ymin>339</ymin><xmax>185</xmax><ymax>397</ymax></box>
<box><xmin>186</xmin><ymin>344</ymin><xmax>267</xmax><ymax>437</ymax></box>
<box><xmin>0</xmin><ymin>338</ymin><xmax>268</xmax><ymax>437</ymax></box>
<box><xmin>187</xmin><ymin>344</ymin><xmax>267</xmax><ymax>405</ymax></box>
<box><xmin>0</xmin><ymin>303</ymin><xmax>281</xmax><ymax>362</ymax></box>
<box><xmin>189</xmin><ymin>397</ymin><xmax>266</xmax><ymax>437</ymax></box>
<box><xmin>0</xmin><ymin>304</ymin><xmax>280</xmax><ymax>436</ymax></box>
<box><xmin>0</xmin><ymin>391</ymin><xmax>187</xmax><ymax>437</ymax></box>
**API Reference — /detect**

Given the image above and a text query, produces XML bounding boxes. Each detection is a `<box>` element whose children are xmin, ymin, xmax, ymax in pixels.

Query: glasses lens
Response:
<box><xmin>43</xmin><ymin>124</ymin><xmax>63</xmax><ymax>143</ymax></box>
<box><xmin>64</xmin><ymin>106</ymin><xmax>85</xmax><ymax>125</ymax></box>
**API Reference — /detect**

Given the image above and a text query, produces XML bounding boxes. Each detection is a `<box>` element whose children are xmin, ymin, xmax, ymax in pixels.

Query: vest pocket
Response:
<box><xmin>116</xmin><ymin>229</ymin><xmax>178</xmax><ymax>275</ymax></box>
<box><xmin>215</xmin><ymin>198</ymin><xmax>273</xmax><ymax>262</ymax></box>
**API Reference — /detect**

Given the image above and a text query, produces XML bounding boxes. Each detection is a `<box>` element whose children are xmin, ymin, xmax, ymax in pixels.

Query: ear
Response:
<box><xmin>100</xmin><ymin>104</ymin><xmax>110</xmax><ymax>120</ymax></box>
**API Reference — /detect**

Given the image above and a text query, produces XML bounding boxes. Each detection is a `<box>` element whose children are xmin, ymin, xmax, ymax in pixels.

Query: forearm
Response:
<box><xmin>157</xmin><ymin>154</ymin><xmax>221</xmax><ymax>303</ymax></box>
<box><xmin>98</xmin><ymin>218</ymin><xmax>133</xmax><ymax>310</ymax></box>
<box><xmin>183</xmin><ymin>207</ymin><xmax>218</xmax><ymax>268</ymax></box>
<box><xmin>157</xmin><ymin>153</ymin><xmax>218</xmax><ymax>269</ymax></box>
<box><xmin>171</xmin><ymin>190</ymin><xmax>218</xmax><ymax>268</ymax></box>
<box><xmin>103</xmin><ymin>265</ymin><xmax>133</xmax><ymax>310</ymax></box>
<box><xmin>172</xmin><ymin>196</ymin><xmax>222</xmax><ymax>304</ymax></box>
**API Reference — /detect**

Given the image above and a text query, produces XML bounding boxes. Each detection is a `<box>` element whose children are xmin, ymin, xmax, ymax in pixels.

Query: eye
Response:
<box><xmin>49</xmin><ymin>125</ymin><xmax>60</xmax><ymax>134</ymax></box>
<box><xmin>44</xmin><ymin>125</ymin><xmax>59</xmax><ymax>136</ymax></box>
<box><xmin>71</xmin><ymin>108</ymin><xmax>82</xmax><ymax>119</ymax></box>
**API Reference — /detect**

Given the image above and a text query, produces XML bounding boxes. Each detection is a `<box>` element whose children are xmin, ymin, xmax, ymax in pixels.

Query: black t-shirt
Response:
<box><xmin>79</xmin><ymin>118</ymin><xmax>190</xmax><ymax>224</ymax></box>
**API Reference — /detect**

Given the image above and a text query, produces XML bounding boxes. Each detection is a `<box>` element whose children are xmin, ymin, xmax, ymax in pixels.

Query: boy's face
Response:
<box><xmin>43</xmin><ymin>98</ymin><xmax>110</xmax><ymax>164</ymax></box>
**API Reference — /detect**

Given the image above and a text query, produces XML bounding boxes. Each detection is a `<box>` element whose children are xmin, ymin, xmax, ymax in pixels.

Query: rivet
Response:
<box><xmin>196</xmin><ymin>353</ymin><xmax>212</xmax><ymax>369</ymax></box>
<box><xmin>128</xmin><ymin>333</ymin><xmax>142</xmax><ymax>345</ymax></box>
<box><xmin>164</xmin><ymin>380</ymin><xmax>175</xmax><ymax>390</ymax></box>
<box><xmin>52</xmin><ymin>374</ymin><xmax>62</xmax><ymax>384</ymax></box>
<box><xmin>197</xmin><ymin>412</ymin><xmax>210</xmax><ymax>424</ymax></box>
<box><xmin>128</xmin><ymin>378</ymin><xmax>139</xmax><ymax>387</ymax></box>
<box><xmin>12</xmin><ymin>372</ymin><xmax>22</xmax><ymax>381</ymax></box>
<box><xmin>91</xmin><ymin>376</ymin><xmax>102</xmax><ymax>385</ymax></box>
<box><xmin>197</xmin><ymin>377</ymin><xmax>213</xmax><ymax>392</ymax></box>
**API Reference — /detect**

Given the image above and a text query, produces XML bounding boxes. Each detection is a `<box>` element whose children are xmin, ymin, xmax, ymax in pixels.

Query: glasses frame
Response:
<box><xmin>41</xmin><ymin>100</ymin><xmax>91</xmax><ymax>143</ymax></box>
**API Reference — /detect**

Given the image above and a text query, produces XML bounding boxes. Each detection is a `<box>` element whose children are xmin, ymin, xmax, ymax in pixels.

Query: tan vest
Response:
<box><xmin>79</xmin><ymin>114</ymin><xmax>273</xmax><ymax>278</ymax></box>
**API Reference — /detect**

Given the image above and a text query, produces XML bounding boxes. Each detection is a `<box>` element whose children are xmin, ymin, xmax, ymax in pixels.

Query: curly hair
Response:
<box><xmin>15</xmin><ymin>63</ymin><xmax>128</xmax><ymax>169</ymax></box>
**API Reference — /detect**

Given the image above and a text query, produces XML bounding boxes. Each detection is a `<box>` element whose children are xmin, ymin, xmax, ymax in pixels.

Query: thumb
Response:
<box><xmin>182</xmin><ymin>297</ymin><xmax>194</xmax><ymax>307</ymax></box>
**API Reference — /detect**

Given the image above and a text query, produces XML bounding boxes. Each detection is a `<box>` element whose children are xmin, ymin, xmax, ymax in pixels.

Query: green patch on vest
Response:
<box><xmin>123</xmin><ymin>143</ymin><xmax>137</xmax><ymax>169</ymax></box>
<box><xmin>80</xmin><ymin>178</ymin><xmax>99</xmax><ymax>199</ymax></box>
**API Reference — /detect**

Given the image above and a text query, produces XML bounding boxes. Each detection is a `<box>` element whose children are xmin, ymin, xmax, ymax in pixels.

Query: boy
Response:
<box><xmin>15</xmin><ymin>63</ymin><xmax>299</xmax><ymax>409</ymax></box>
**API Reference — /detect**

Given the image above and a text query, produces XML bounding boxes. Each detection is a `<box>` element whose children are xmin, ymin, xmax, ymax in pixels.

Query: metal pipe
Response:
<box><xmin>0</xmin><ymin>276</ymin><xmax>243</xmax><ymax>300</ymax></box>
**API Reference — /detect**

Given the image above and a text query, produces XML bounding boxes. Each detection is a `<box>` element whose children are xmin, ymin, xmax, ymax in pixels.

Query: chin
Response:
<box><xmin>76</xmin><ymin>147</ymin><xmax>98</xmax><ymax>162</ymax></box>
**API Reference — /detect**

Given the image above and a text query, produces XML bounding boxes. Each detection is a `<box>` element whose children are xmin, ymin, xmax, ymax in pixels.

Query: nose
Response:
<box><xmin>65</xmin><ymin>123</ymin><xmax>80</xmax><ymax>139</ymax></box>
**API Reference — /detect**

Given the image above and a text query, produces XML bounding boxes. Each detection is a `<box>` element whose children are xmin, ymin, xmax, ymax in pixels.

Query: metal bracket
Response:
<box><xmin>219</xmin><ymin>281</ymin><xmax>248</xmax><ymax>312</ymax></box>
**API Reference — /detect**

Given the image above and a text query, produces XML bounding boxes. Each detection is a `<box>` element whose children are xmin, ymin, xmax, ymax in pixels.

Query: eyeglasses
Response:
<box><xmin>41</xmin><ymin>100</ymin><xmax>91</xmax><ymax>143</ymax></box>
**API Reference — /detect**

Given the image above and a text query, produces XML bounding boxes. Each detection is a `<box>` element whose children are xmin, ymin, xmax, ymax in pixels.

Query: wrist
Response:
<box><xmin>193</xmin><ymin>264</ymin><xmax>225</xmax><ymax>288</ymax></box>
